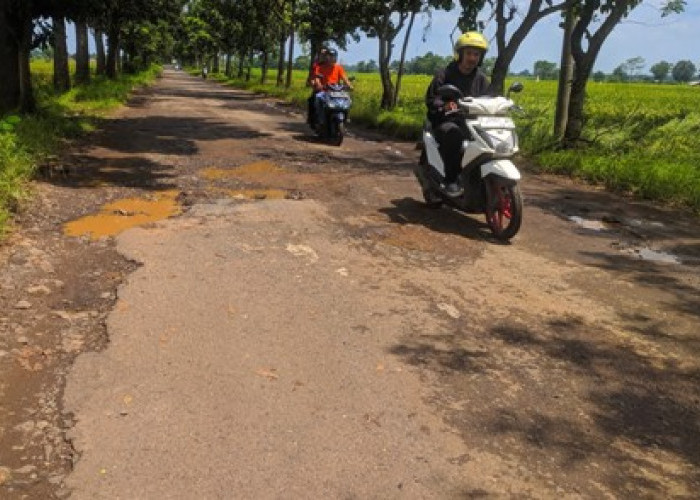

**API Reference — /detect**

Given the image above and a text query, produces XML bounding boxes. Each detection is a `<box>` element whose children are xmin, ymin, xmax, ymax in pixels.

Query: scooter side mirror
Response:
<box><xmin>507</xmin><ymin>81</ymin><xmax>524</xmax><ymax>98</ymax></box>
<box><xmin>437</xmin><ymin>84</ymin><xmax>464</xmax><ymax>102</ymax></box>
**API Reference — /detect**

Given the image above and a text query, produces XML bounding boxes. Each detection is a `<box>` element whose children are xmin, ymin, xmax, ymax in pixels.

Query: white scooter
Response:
<box><xmin>414</xmin><ymin>81</ymin><xmax>525</xmax><ymax>241</ymax></box>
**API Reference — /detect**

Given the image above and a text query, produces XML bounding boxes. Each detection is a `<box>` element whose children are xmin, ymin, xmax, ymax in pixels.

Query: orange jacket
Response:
<box><xmin>310</xmin><ymin>62</ymin><xmax>348</xmax><ymax>90</ymax></box>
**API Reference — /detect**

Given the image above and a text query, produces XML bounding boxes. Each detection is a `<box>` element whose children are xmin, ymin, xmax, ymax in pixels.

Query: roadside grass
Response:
<box><xmin>200</xmin><ymin>67</ymin><xmax>700</xmax><ymax>212</ymax></box>
<box><xmin>0</xmin><ymin>63</ymin><xmax>161</xmax><ymax>236</ymax></box>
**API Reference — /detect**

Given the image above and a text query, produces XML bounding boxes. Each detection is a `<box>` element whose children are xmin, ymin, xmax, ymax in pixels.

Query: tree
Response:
<box><xmin>359</xmin><ymin>0</ymin><xmax>452</xmax><ymax>109</ymax></box>
<box><xmin>93</xmin><ymin>28</ymin><xmax>106</xmax><ymax>75</ymax></box>
<box><xmin>564</xmin><ymin>0</ymin><xmax>685</xmax><ymax>146</ymax></box>
<box><xmin>671</xmin><ymin>60</ymin><xmax>696</xmax><ymax>82</ymax></box>
<box><xmin>592</xmin><ymin>70</ymin><xmax>606</xmax><ymax>82</ymax></box>
<box><xmin>52</xmin><ymin>15</ymin><xmax>71</xmax><ymax>91</ymax></box>
<box><xmin>94</xmin><ymin>0</ymin><xmax>184</xmax><ymax>78</ymax></box>
<box><xmin>533</xmin><ymin>60</ymin><xmax>558</xmax><ymax>80</ymax></box>
<box><xmin>611</xmin><ymin>64</ymin><xmax>628</xmax><ymax>82</ymax></box>
<box><xmin>356</xmin><ymin>59</ymin><xmax>379</xmax><ymax>73</ymax></box>
<box><xmin>650</xmin><ymin>60</ymin><xmax>672</xmax><ymax>82</ymax></box>
<box><xmin>0</xmin><ymin>4</ymin><xmax>20</xmax><ymax>114</ymax></box>
<box><xmin>74</xmin><ymin>21</ymin><xmax>91</xmax><ymax>84</ymax></box>
<box><xmin>487</xmin><ymin>0</ymin><xmax>575</xmax><ymax>95</ymax></box>
<box><xmin>623</xmin><ymin>56</ymin><xmax>645</xmax><ymax>79</ymax></box>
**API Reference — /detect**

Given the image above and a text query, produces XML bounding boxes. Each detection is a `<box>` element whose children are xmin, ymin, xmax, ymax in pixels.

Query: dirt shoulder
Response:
<box><xmin>1</xmin><ymin>69</ymin><xmax>699</xmax><ymax>498</ymax></box>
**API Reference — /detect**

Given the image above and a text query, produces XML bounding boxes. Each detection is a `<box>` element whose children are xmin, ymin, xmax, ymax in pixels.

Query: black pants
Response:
<box><xmin>433</xmin><ymin>119</ymin><xmax>468</xmax><ymax>183</ymax></box>
<box><xmin>307</xmin><ymin>94</ymin><xmax>316</xmax><ymax>124</ymax></box>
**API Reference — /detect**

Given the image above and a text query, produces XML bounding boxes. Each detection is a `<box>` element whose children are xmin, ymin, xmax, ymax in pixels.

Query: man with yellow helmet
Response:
<box><xmin>425</xmin><ymin>31</ymin><xmax>491</xmax><ymax>196</ymax></box>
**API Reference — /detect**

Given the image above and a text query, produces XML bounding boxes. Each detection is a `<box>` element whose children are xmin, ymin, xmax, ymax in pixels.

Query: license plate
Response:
<box><xmin>478</xmin><ymin>116</ymin><xmax>514</xmax><ymax>128</ymax></box>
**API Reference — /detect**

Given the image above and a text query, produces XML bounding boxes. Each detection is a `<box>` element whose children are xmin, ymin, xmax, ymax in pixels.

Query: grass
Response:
<box><xmin>201</xmin><ymin>67</ymin><xmax>700</xmax><ymax>212</ymax></box>
<box><xmin>0</xmin><ymin>62</ymin><xmax>162</xmax><ymax>235</ymax></box>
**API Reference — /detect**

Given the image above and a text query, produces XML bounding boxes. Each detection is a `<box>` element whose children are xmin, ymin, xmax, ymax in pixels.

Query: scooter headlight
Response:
<box><xmin>476</xmin><ymin>128</ymin><xmax>518</xmax><ymax>155</ymax></box>
<box><xmin>494</xmin><ymin>139</ymin><xmax>514</xmax><ymax>155</ymax></box>
<box><xmin>328</xmin><ymin>97</ymin><xmax>351</xmax><ymax>109</ymax></box>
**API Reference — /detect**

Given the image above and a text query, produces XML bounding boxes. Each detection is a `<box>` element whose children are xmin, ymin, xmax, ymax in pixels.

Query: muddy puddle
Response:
<box><xmin>64</xmin><ymin>190</ymin><xmax>181</xmax><ymax>240</ymax></box>
<box><xmin>568</xmin><ymin>215</ymin><xmax>609</xmax><ymax>231</ymax></box>
<box><xmin>567</xmin><ymin>216</ymin><xmax>683</xmax><ymax>265</ymax></box>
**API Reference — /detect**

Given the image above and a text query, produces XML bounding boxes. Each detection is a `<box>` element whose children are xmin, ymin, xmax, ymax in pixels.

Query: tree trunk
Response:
<box><xmin>53</xmin><ymin>15</ymin><xmax>71</xmax><ymax>92</ymax></box>
<box><xmin>490</xmin><ymin>0</ymin><xmax>571</xmax><ymax>96</ymax></box>
<box><xmin>261</xmin><ymin>51</ymin><xmax>269</xmax><ymax>84</ymax></box>
<box><xmin>392</xmin><ymin>10</ymin><xmax>416</xmax><ymax>108</ymax></box>
<box><xmin>246</xmin><ymin>52</ymin><xmax>253</xmax><ymax>81</ymax></box>
<box><xmin>94</xmin><ymin>28</ymin><xmax>106</xmax><ymax>76</ymax></box>
<box><xmin>237</xmin><ymin>52</ymin><xmax>245</xmax><ymax>78</ymax></box>
<box><xmin>213</xmin><ymin>52</ymin><xmax>220</xmax><ymax>73</ymax></box>
<box><xmin>554</xmin><ymin>8</ymin><xmax>575</xmax><ymax>140</ymax></box>
<box><xmin>0</xmin><ymin>5</ymin><xmax>20</xmax><ymax>113</ymax></box>
<box><xmin>75</xmin><ymin>20</ymin><xmax>90</xmax><ymax>85</ymax></box>
<box><xmin>106</xmin><ymin>27</ymin><xmax>120</xmax><ymax>79</ymax></box>
<box><xmin>18</xmin><ymin>10</ymin><xmax>35</xmax><ymax>113</ymax></box>
<box><xmin>276</xmin><ymin>35</ymin><xmax>286</xmax><ymax>86</ymax></box>
<box><xmin>225</xmin><ymin>53</ymin><xmax>232</xmax><ymax>77</ymax></box>
<box><xmin>285</xmin><ymin>0</ymin><xmax>295</xmax><ymax>89</ymax></box>
<box><xmin>378</xmin><ymin>36</ymin><xmax>394</xmax><ymax>110</ymax></box>
<box><xmin>564</xmin><ymin>1</ymin><xmax>627</xmax><ymax>146</ymax></box>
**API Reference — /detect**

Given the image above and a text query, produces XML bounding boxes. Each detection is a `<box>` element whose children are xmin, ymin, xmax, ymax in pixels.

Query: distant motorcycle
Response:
<box><xmin>311</xmin><ymin>82</ymin><xmax>353</xmax><ymax>146</ymax></box>
<box><xmin>414</xmin><ymin>81</ymin><xmax>525</xmax><ymax>241</ymax></box>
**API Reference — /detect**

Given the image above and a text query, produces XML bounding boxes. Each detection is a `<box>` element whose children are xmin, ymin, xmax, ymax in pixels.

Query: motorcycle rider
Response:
<box><xmin>306</xmin><ymin>48</ymin><xmax>327</xmax><ymax>126</ymax></box>
<box><xmin>307</xmin><ymin>47</ymin><xmax>353</xmax><ymax>131</ymax></box>
<box><xmin>425</xmin><ymin>32</ymin><xmax>491</xmax><ymax>196</ymax></box>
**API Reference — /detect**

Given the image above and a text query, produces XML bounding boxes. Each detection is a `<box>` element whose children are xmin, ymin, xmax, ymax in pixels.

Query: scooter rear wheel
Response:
<box><xmin>416</xmin><ymin>151</ymin><xmax>442</xmax><ymax>208</ymax></box>
<box><xmin>484</xmin><ymin>178</ymin><xmax>522</xmax><ymax>241</ymax></box>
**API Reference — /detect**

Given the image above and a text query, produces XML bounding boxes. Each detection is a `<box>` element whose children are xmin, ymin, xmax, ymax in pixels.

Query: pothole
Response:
<box><xmin>63</xmin><ymin>190</ymin><xmax>181</xmax><ymax>240</ymax></box>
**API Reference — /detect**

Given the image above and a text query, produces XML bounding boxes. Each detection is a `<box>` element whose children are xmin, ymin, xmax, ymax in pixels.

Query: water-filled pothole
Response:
<box><xmin>64</xmin><ymin>190</ymin><xmax>181</xmax><ymax>240</ymax></box>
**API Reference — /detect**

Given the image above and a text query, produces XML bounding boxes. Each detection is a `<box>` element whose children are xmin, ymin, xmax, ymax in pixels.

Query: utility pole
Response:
<box><xmin>554</xmin><ymin>7</ymin><xmax>576</xmax><ymax>141</ymax></box>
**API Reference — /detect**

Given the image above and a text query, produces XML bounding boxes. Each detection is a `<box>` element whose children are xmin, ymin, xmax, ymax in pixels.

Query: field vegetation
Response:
<box><xmin>0</xmin><ymin>61</ymin><xmax>161</xmax><ymax>234</ymax></box>
<box><xmin>205</xmin><ymin>68</ymin><xmax>700</xmax><ymax>212</ymax></box>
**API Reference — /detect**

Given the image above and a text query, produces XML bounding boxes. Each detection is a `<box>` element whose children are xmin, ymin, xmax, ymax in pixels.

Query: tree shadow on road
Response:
<box><xmin>37</xmin><ymin>155</ymin><xmax>178</xmax><ymax>191</ymax></box>
<box><xmin>482</xmin><ymin>319</ymin><xmax>700</xmax><ymax>496</ymax></box>
<box><xmin>579</xmin><ymin>251</ymin><xmax>700</xmax><ymax>327</ymax></box>
<box><xmin>387</xmin><ymin>302</ymin><xmax>700</xmax><ymax>496</ymax></box>
<box><xmin>82</xmin><ymin>115</ymin><xmax>271</xmax><ymax>156</ymax></box>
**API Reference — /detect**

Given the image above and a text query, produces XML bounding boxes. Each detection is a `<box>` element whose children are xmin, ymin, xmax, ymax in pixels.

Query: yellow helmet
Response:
<box><xmin>453</xmin><ymin>32</ymin><xmax>489</xmax><ymax>60</ymax></box>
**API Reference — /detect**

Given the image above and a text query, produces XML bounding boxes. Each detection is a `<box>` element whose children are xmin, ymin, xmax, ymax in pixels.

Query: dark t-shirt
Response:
<box><xmin>425</xmin><ymin>61</ymin><xmax>491</xmax><ymax>124</ymax></box>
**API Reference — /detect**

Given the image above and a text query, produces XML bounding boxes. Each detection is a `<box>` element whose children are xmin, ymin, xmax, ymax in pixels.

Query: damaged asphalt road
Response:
<box><xmin>1</xmin><ymin>69</ymin><xmax>699</xmax><ymax>499</ymax></box>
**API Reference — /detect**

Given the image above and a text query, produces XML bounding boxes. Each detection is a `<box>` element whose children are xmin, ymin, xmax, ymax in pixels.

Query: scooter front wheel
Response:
<box><xmin>331</xmin><ymin>122</ymin><xmax>345</xmax><ymax>146</ymax></box>
<box><xmin>484</xmin><ymin>178</ymin><xmax>522</xmax><ymax>241</ymax></box>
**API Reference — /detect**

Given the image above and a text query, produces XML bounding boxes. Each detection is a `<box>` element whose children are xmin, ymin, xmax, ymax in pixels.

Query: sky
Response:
<box><xmin>336</xmin><ymin>1</ymin><xmax>700</xmax><ymax>74</ymax></box>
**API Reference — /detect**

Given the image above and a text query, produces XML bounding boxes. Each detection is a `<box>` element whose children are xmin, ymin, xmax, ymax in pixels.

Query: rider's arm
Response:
<box><xmin>425</xmin><ymin>69</ymin><xmax>448</xmax><ymax>119</ymax></box>
<box><xmin>307</xmin><ymin>63</ymin><xmax>320</xmax><ymax>87</ymax></box>
<box><xmin>338</xmin><ymin>66</ymin><xmax>353</xmax><ymax>89</ymax></box>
